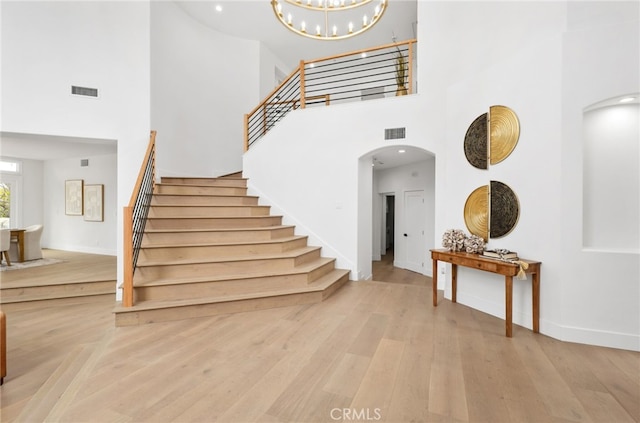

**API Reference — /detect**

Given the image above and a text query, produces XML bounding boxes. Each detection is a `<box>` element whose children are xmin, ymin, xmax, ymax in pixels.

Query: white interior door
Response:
<box><xmin>403</xmin><ymin>190</ymin><xmax>425</xmax><ymax>273</ymax></box>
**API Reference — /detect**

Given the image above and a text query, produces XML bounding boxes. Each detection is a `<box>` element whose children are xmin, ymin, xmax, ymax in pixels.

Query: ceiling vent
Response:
<box><xmin>71</xmin><ymin>85</ymin><xmax>98</xmax><ymax>98</ymax></box>
<box><xmin>385</xmin><ymin>127</ymin><xmax>406</xmax><ymax>140</ymax></box>
<box><xmin>80</xmin><ymin>159</ymin><xmax>89</xmax><ymax>167</ymax></box>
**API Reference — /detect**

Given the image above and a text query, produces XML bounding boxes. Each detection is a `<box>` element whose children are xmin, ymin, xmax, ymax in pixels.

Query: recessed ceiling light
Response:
<box><xmin>215</xmin><ymin>5</ymin><xmax>223</xmax><ymax>12</ymax></box>
<box><xmin>619</xmin><ymin>97</ymin><xmax>636</xmax><ymax>103</ymax></box>
<box><xmin>398</xmin><ymin>149</ymin><xmax>406</xmax><ymax>153</ymax></box>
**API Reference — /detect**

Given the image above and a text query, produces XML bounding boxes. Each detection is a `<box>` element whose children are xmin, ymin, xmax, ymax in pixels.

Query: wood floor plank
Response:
<box><xmin>350</xmin><ymin>338</ymin><xmax>405</xmax><ymax>419</ymax></box>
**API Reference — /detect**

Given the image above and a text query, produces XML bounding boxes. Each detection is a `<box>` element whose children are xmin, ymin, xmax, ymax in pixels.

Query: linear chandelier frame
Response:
<box><xmin>271</xmin><ymin>0</ymin><xmax>388</xmax><ymax>41</ymax></box>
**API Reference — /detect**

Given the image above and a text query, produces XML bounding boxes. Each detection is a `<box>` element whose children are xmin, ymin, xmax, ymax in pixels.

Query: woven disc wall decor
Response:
<box><xmin>464</xmin><ymin>113</ymin><xmax>488</xmax><ymax>169</ymax></box>
<box><xmin>489</xmin><ymin>180</ymin><xmax>519</xmax><ymax>238</ymax></box>
<box><xmin>464</xmin><ymin>185</ymin><xmax>489</xmax><ymax>240</ymax></box>
<box><xmin>489</xmin><ymin>105</ymin><xmax>520</xmax><ymax>165</ymax></box>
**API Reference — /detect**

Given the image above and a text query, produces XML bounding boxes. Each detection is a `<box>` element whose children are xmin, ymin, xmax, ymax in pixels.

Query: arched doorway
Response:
<box><xmin>358</xmin><ymin>145</ymin><xmax>436</xmax><ymax>279</ymax></box>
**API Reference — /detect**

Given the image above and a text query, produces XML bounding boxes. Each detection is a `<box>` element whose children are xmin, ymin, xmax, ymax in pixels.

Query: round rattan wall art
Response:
<box><xmin>463</xmin><ymin>105</ymin><xmax>520</xmax><ymax>169</ymax></box>
<box><xmin>489</xmin><ymin>180</ymin><xmax>519</xmax><ymax>238</ymax></box>
<box><xmin>464</xmin><ymin>181</ymin><xmax>519</xmax><ymax>240</ymax></box>
<box><xmin>463</xmin><ymin>185</ymin><xmax>489</xmax><ymax>240</ymax></box>
<box><xmin>464</xmin><ymin>113</ymin><xmax>488</xmax><ymax>169</ymax></box>
<box><xmin>489</xmin><ymin>105</ymin><xmax>520</xmax><ymax>165</ymax></box>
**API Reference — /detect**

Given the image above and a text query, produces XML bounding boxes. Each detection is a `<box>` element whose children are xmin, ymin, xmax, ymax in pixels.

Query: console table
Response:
<box><xmin>430</xmin><ymin>249</ymin><xmax>541</xmax><ymax>337</ymax></box>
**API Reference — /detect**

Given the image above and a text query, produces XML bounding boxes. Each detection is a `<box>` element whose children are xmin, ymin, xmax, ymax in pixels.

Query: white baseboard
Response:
<box><xmin>449</xmin><ymin>292</ymin><xmax>639</xmax><ymax>352</ymax></box>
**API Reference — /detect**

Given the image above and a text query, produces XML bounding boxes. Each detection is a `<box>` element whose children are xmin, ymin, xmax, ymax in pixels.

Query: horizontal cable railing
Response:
<box><xmin>122</xmin><ymin>130</ymin><xmax>156</xmax><ymax>307</ymax></box>
<box><xmin>244</xmin><ymin>39</ymin><xmax>416</xmax><ymax>150</ymax></box>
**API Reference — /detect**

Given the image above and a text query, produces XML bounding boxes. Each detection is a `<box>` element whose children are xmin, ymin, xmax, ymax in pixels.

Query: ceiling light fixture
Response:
<box><xmin>271</xmin><ymin>0</ymin><xmax>388</xmax><ymax>41</ymax></box>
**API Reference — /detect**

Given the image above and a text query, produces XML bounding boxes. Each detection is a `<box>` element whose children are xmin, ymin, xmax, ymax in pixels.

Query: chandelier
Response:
<box><xmin>271</xmin><ymin>0</ymin><xmax>388</xmax><ymax>41</ymax></box>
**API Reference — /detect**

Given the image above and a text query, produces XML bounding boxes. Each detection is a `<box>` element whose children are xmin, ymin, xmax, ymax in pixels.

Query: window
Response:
<box><xmin>0</xmin><ymin>159</ymin><xmax>21</xmax><ymax>228</ymax></box>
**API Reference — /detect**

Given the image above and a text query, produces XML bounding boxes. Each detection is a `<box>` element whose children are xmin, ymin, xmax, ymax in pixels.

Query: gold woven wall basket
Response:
<box><xmin>463</xmin><ymin>105</ymin><xmax>520</xmax><ymax>169</ymax></box>
<box><xmin>464</xmin><ymin>181</ymin><xmax>519</xmax><ymax>240</ymax></box>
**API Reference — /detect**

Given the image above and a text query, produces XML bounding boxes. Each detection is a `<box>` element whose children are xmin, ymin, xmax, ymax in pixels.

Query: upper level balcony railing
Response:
<box><xmin>244</xmin><ymin>39</ymin><xmax>416</xmax><ymax>150</ymax></box>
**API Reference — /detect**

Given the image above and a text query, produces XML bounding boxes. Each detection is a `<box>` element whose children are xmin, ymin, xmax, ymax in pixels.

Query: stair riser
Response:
<box><xmin>115</xmin><ymin>291</ymin><xmax>324</xmax><ymax>327</ymax></box>
<box><xmin>321</xmin><ymin>273</ymin><xmax>350</xmax><ymax>299</ymax></box>
<box><xmin>1</xmin><ymin>281</ymin><xmax>115</xmax><ymax>303</ymax></box>
<box><xmin>160</xmin><ymin>177</ymin><xmax>247</xmax><ymax>188</ymax></box>
<box><xmin>155</xmin><ymin>185</ymin><xmax>247</xmax><ymax>196</ymax></box>
<box><xmin>141</xmin><ymin>227</ymin><xmax>296</xmax><ymax>245</ymax></box>
<box><xmin>135</xmin><ymin>273</ymin><xmax>316</xmax><ymax>301</ymax></box>
<box><xmin>151</xmin><ymin>195</ymin><xmax>259</xmax><ymax>206</ymax></box>
<box><xmin>135</xmin><ymin>250</ymin><xmax>321</xmax><ymax>280</ymax></box>
<box><xmin>137</xmin><ymin>238</ymin><xmax>308</xmax><ymax>262</ymax></box>
<box><xmin>148</xmin><ymin>206</ymin><xmax>271</xmax><ymax>218</ymax></box>
<box><xmin>146</xmin><ymin>216</ymin><xmax>283</xmax><ymax>230</ymax></box>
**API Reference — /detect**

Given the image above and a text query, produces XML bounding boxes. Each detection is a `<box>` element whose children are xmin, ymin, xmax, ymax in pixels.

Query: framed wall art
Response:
<box><xmin>65</xmin><ymin>179</ymin><xmax>84</xmax><ymax>216</ymax></box>
<box><xmin>83</xmin><ymin>184</ymin><xmax>104</xmax><ymax>222</ymax></box>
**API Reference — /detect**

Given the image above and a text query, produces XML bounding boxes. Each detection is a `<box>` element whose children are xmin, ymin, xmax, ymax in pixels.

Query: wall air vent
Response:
<box><xmin>71</xmin><ymin>85</ymin><xmax>98</xmax><ymax>97</ymax></box>
<box><xmin>80</xmin><ymin>159</ymin><xmax>89</xmax><ymax>167</ymax></box>
<box><xmin>385</xmin><ymin>127</ymin><xmax>406</xmax><ymax>140</ymax></box>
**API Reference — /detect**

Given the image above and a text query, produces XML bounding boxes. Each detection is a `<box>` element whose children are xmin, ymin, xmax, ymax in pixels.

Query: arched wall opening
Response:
<box><xmin>358</xmin><ymin>145</ymin><xmax>436</xmax><ymax>281</ymax></box>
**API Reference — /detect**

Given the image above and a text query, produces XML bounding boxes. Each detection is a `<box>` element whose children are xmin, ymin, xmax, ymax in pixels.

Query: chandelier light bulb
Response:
<box><xmin>348</xmin><ymin>21</ymin><xmax>353</xmax><ymax>33</ymax></box>
<box><xmin>363</xmin><ymin>15</ymin><xmax>368</xmax><ymax>26</ymax></box>
<box><xmin>301</xmin><ymin>21</ymin><xmax>306</xmax><ymax>32</ymax></box>
<box><xmin>287</xmin><ymin>13</ymin><xmax>292</xmax><ymax>24</ymax></box>
<box><xmin>332</xmin><ymin>25</ymin><xmax>337</xmax><ymax>36</ymax></box>
<box><xmin>316</xmin><ymin>24</ymin><xmax>321</xmax><ymax>35</ymax></box>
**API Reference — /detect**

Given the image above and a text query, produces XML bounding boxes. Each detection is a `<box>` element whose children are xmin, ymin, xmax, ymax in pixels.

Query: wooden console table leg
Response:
<box><xmin>432</xmin><ymin>259</ymin><xmax>438</xmax><ymax>306</ymax></box>
<box><xmin>451</xmin><ymin>264</ymin><xmax>458</xmax><ymax>303</ymax></box>
<box><xmin>505</xmin><ymin>275</ymin><xmax>513</xmax><ymax>337</ymax></box>
<box><xmin>532</xmin><ymin>272</ymin><xmax>540</xmax><ymax>333</ymax></box>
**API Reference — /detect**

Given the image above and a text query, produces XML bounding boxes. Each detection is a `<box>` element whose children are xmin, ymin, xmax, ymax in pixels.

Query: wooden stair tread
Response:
<box><xmin>143</xmin><ymin>225</ymin><xmax>295</xmax><ymax>234</ymax></box>
<box><xmin>140</xmin><ymin>235</ymin><xmax>307</xmax><ymax>249</ymax></box>
<box><xmin>149</xmin><ymin>204</ymin><xmax>267</xmax><ymax>208</ymax></box>
<box><xmin>152</xmin><ymin>193</ymin><xmax>257</xmax><ymax>198</ymax></box>
<box><xmin>135</xmin><ymin>246</ymin><xmax>320</xmax><ymax>267</ymax></box>
<box><xmin>147</xmin><ymin>215</ymin><xmax>281</xmax><ymax>219</ymax></box>
<box><xmin>133</xmin><ymin>257</ymin><xmax>336</xmax><ymax>287</ymax></box>
<box><xmin>1</xmin><ymin>278</ymin><xmax>116</xmax><ymax>289</ymax></box>
<box><xmin>156</xmin><ymin>183</ymin><xmax>246</xmax><ymax>188</ymax></box>
<box><xmin>115</xmin><ymin>270</ymin><xmax>349</xmax><ymax>313</ymax></box>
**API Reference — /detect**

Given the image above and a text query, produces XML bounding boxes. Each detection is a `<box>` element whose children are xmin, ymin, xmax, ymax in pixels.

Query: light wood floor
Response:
<box><xmin>0</xmin><ymin>249</ymin><xmax>116</xmax><ymax>288</ymax></box>
<box><xmin>1</xmin><ymin>251</ymin><xmax>638</xmax><ymax>422</ymax></box>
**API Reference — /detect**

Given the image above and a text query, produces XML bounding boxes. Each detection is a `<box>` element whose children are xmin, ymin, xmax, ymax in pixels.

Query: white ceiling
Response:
<box><xmin>174</xmin><ymin>0</ymin><xmax>418</xmax><ymax>68</ymax></box>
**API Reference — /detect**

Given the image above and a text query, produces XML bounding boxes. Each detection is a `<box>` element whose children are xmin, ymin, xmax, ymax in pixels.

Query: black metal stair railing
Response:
<box><xmin>244</xmin><ymin>39</ymin><xmax>416</xmax><ymax>150</ymax></box>
<box><xmin>123</xmin><ymin>130</ymin><xmax>156</xmax><ymax>307</ymax></box>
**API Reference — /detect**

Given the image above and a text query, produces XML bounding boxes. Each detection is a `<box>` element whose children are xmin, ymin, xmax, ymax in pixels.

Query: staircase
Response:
<box><xmin>113</xmin><ymin>174</ymin><xmax>350</xmax><ymax>326</ymax></box>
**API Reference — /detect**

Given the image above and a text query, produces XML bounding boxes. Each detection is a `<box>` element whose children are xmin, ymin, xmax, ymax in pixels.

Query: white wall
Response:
<box><xmin>560</xmin><ymin>1</ymin><xmax>639</xmax><ymax>350</ymax></box>
<box><xmin>244</xmin><ymin>1</ymin><xmax>639</xmax><ymax>350</ymax></box>
<box><xmin>243</xmin><ymin>94</ymin><xmax>433</xmax><ymax>281</ymax></box>
<box><xmin>151</xmin><ymin>1</ymin><xmax>260</xmax><ymax>178</ymax></box>
<box><xmin>259</xmin><ymin>44</ymin><xmax>293</xmax><ymax>100</ymax></box>
<box><xmin>1</xmin><ymin>1</ymin><xmax>151</xmax><ymax>295</ymax></box>
<box><xmin>43</xmin><ymin>154</ymin><xmax>117</xmax><ymax>254</ymax></box>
